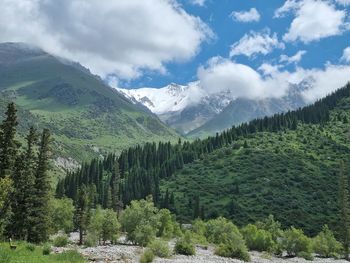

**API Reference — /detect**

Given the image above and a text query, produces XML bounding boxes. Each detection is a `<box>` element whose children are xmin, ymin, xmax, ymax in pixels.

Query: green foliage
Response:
<box><xmin>101</xmin><ymin>209</ymin><xmax>120</xmax><ymax>244</ymax></box>
<box><xmin>0</xmin><ymin>242</ymin><xmax>85</xmax><ymax>263</ymax></box>
<box><xmin>205</xmin><ymin>217</ymin><xmax>250</xmax><ymax>261</ymax></box>
<box><xmin>75</xmin><ymin>185</ymin><xmax>90</xmax><ymax>245</ymax></box>
<box><xmin>50</xmin><ymin>198</ymin><xmax>74</xmax><ymax>234</ymax></box>
<box><xmin>42</xmin><ymin>244</ymin><xmax>51</xmax><ymax>255</ymax></box>
<box><xmin>53</xmin><ymin>235</ymin><xmax>68</xmax><ymax>247</ymax></box>
<box><xmin>313</xmin><ymin>225</ymin><xmax>342</xmax><ymax>258</ymax></box>
<box><xmin>121</xmin><ymin>197</ymin><xmax>175</xmax><ymax>246</ymax></box>
<box><xmin>140</xmin><ymin>249</ymin><xmax>154</xmax><ymax>263</ymax></box>
<box><xmin>147</xmin><ymin>239</ymin><xmax>171</xmax><ymax>258</ymax></box>
<box><xmin>241</xmin><ymin>224</ymin><xmax>275</xmax><ymax>252</ymax></box>
<box><xmin>25</xmin><ymin>243</ymin><xmax>36</xmax><ymax>252</ymax></box>
<box><xmin>0</xmin><ymin>176</ymin><xmax>12</xmax><ymax>237</ymax></box>
<box><xmin>174</xmin><ymin>232</ymin><xmax>196</xmax><ymax>256</ymax></box>
<box><xmin>215</xmin><ymin>243</ymin><xmax>250</xmax><ymax>262</ymax></box>
<box><xmin>281</xmin><ymin>227</ymin><xmax>312</xmax><ymax>257</ymax></box>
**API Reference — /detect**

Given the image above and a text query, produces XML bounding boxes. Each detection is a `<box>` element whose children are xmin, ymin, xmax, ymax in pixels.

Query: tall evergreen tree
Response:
<box><xmin>339</xmin><ymin>162</ymin><xmax>350</xmax><ymax>260</ymax></box>
<box><xmin>75</xmin><ymin>185</ymin><xmax>90</xmax><ymax>245</ymax></box>
<box><xmin>28</xmin><ymin>129</ymin><xmax>51</xmax><ymax>243</ymax></box>
<box><xmin>0</xmin><ymin>102</ymin><xmax>19</xmax><ymax>178</ymax></box>
<box><xmin>10</xmin><ymin>127</ymin><xmax>37</xmax><ymax>240</ymax></box>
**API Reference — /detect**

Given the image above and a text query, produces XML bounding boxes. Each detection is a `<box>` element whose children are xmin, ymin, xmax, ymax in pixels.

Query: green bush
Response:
<box><xmin>42</xmin><ymin>244</ymin><xmax>51</xmax><ymax>255</ymax></box>
<box><xmin>205</xmin><ymin>217</ymin><xmax>250</xmax><ymax>261</ymax></box>
<box><xmin>140</xmin><ymin>249</ymin><xmax>154</xmax><ymax>263</ymax></box>
<box><xmin>215</xmin><ymin>243</ymin><xmax>250</xmax><ymax>262</ymax></box>
<box><xmin>313</xmin><ymin>225</ymin><xmax>342</xmax><ymax>258</ymax></box>
<box><xmin>148</xmin><ymin>239</ymin><xmax>171</xmax><ymax>258</ymax></box>
<box><xmin>120</xmin><ymin>197</ymin><xmax>159</xmax><ymax>246</ymax></box>
<box><xmin>174</xmin><ymin>233</ymin><xmax>196</xmax><ymax>256</ymax></box>
<box><xmin>241</xmin><ymin>224</ymin><xmax>275</xmax><ymax>252</ymax></box>
<box><xmin>25</xmin><ymin>243</ymin><xmax>36</xmax><ymax>251</ymax></box>
<box><xmin>297</xmin><ymin>251</ymin><xmax>314</xmax><ymax>261</ymax></box>
<box><xmin>281</xmin><ymin>227</ymin><xmax>312</xmax><ymax>258</ymax></box>
<box><xmin>53</xmin><ymin>235</ymin><xmax>68</xmax><ymax>247</ymax></box>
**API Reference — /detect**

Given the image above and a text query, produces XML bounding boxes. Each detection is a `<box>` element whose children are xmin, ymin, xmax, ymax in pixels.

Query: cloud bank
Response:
<box><xmin>197</xmin><ymin>57</ymin><xmax>350</xmax><ymax>102</ymax></box>
<box><xmin>0</xmin><ymin>0</ymin><xmax>212</xmax><ymax>79</ymax></box>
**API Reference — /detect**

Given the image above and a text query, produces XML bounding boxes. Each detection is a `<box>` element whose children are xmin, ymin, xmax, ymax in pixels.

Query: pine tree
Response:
<box><xmin>0</xmin><ymin>102</ymin><xmax>19</xmax><ymax>178</ymax></box>
<box><xmin>75</xmin><ymin>185</ymin><xmax>90</xmax><ymax>245</ymax></box>
<box><xmin>339</xmin><ymin>162</ymin><xmax>350</xmax><ymax>260</ymax></box>
<box><xmin>28</xmin><ymin>129</ymin><xmax>51</xmax><ymax>243</ymax></box>
<box><xmin>193</xmin><ymin>196</ymin><xmax>200</xmax><ymax>219</ymax></box>
<box><xmin>10</xmin><ymin>127</ymin><xmax>37</xmax><ymax>240</ymax></box>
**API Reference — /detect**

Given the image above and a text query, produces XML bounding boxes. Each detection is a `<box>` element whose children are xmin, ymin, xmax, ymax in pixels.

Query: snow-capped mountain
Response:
<box><xmin>118</xmin><ymin>81</ymin><xmax>309</xmax><ymax>136</ymax></box>
<box><xmin>118</xmin><ymin>82</ymin><xmax>233</xmax><ymax>134</ymax></box>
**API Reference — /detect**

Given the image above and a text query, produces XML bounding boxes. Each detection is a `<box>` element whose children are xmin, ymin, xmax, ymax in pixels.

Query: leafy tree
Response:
<box><xmin>101</xmin><ymin>209</ymin><xmax>120</xmax><ymax>244</ymax></box>
<box><xmin>86</xmin><ymin>206</ymin><xmax>104</xmax><ymax>246</ymax></box>
<box><xmin>147</xmin><ymin>239</ymin><xmax>171</xmax><ymax>258</ymax></box>
<box><xmin>50</xmin><ymin>198</ymin><xmax>74</xmax><ymax>234</ymax></box>
<box><xmin>241</xmin><ymin>224</ymin><xmax>275</xmax><ymax>252</ymax></box>
<box><xmin>120</xmin><ymin>196</ymin><xmax>160</xmax><ymax>246</ymax></box>
<box><xmin>174</xmin><ymin>232</ymin><xmax>196</xmax><ymax>256</ymax></box>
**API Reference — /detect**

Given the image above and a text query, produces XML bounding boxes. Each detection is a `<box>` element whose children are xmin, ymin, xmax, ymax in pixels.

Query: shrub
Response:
<box><xmin>205</xmin><ymin>217</ymin><xmax>250</xmax><ymax>261</ymax></box>
<box><xmin>281</xmin><ymin>227</ymin><xmax>312</xmax><ymax>257</ymax></box>
<box><xmin>174</xmin><ymin>232</ymin><xmax>196</xmax><ymax>256</ymax></box>
<box><xmin>134</xmin><ymin>224</ymin><xmax>157</xmax><ymax>247</ymax></box>
<box><xmin>241</xmin><ymin>224</ymin><xmax>275</xmax><ymax>252</ymax></box>
<box><xmin>148</xmin><ymin>239</ymin><xmax>171</xmax><ymax>258</ymax></box>
<box><xmin>25</xmin><ymin>243</ymin><xmax>36</xmax><ymax>251</ymax></box>
<box><xmin>297</xmin><ymin>251</ymin><xmax>314</xmax><ymax>261</ymax></box>
<box><xmin>256</xmin><ymin>215</ymin><xmax>282</xmax><ymax>242</ymax></box>
<box><xmin>53</xmin><ymin>235</ymin><xmax>68</xmax><ymax>247</ymax></box>
<box><xmin>215</xmin><ymin>243</ymin><xmax>250</xmax><ymax>262</ymax></box>
<box><xmin>42</xmin><ymin>244</ymin><xmax>51</xmax><ymax>255</ymax></box>
<box><xmin>49</xmin><ymin>198</ymin><xmax>74</xmax><ymax>234</ymax></box>
<box><xmin>313</xmin><ymin>225</ymin><xmax>342</xmax><ymax>258</ymax></box>
<box><xmin>140</xmin><ymin>249</ymin><xmax>154</xmax><ymax>263</ymax></box>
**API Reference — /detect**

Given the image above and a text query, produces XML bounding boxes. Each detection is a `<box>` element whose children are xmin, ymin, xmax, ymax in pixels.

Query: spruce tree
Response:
<box><xmin>339</xmin><ymin>162</ymin><xmax>350</xmax><ymax>260</ymax></box>
<box><xmin>75</xmin><ymin>185</ymin><xmax>90</xmax><ymax>245</ymax></box>
<box><xmin>11</xmin><ymin>127</ymin><xmax>37</xmax><ymax>240</ymax></box>
<box><xmin>28</xmin><ymin>129</ymin><xmax>51</xmax><ymax>243</ymax></box>
<box><xmin>0</xmin><ymin>102</ymin><xmax>19</xmax><ymax>178</ymax></box>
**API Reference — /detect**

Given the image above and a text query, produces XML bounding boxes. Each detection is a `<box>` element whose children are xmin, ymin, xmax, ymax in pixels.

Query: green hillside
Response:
<box><xmin>0</xmin><ymin>43</ymin><xmax>179</xmax><ymax>165</ymax></box>
<box><xmin>161</xmin><ymin>95</ymin><xmax>350</xmax><ymax>235</ymax></box>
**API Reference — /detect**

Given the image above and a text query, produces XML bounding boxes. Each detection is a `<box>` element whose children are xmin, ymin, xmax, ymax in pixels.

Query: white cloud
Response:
<box><xmin>277</xmin><ymin>0</ymin><xmax>348</xmax><ymax>43</ymax></box>
<box><xmin>335</xmin><ymin>0</ymin><xmax>350</xmax><ymax>5</ymax></box>
<box><xmin>0</xmin><ymin>0</ymin><xmax>212</xmax><ymax>79</ymax></box>
<box><xmin>229</xmin><ymin>29</ymin><xmax>285</xmax><ymax>58</ymax></box>
<box><xmin>189</xmin><ymin>0</ymin><xmax>206</xmax><ymax>6</ymax></box>
<box><xmin>342</xmin><ymin>46</ymin><xmax>350</xmax><ymax>62</ymax></box>
<box><xmin>280</xmin><ymin>50</ymin><xmax>307</xmax><ymax>64</ymax></box>
<box><xmin>230</xmin><ymin>8</ymin><xmax>261</xmax><ymax>22</ymax></box>
<box><xmin>197</xmin><ymin>57</ymin><xmax>350</xmax><ymax>103</ymax></box>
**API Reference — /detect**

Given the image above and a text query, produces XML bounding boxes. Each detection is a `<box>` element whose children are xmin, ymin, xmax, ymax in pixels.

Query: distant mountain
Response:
<box><xmin>0</xmin><ymin>42</ymin><xmax>179</xmax><ymax>168</ymax></box>
<box><xmin>119</xmin><ymin>81</ymin><xmax>308</xmax><ymax>136</ymax></box>
<box><xmin>188</xmin><ymin>83</ymin><xmax>308</xmax><ymax>137</ymax></box>
<box><xmin>118</xmin><ymin>82</ymin><xmax>232</xmax><ymax>134</ymax></box>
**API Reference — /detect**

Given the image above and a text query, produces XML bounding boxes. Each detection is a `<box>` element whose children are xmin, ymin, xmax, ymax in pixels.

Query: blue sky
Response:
<box><xmin>124</xmin><ymin>0</ymin><xmax>350</xmax><ymax>88</ymax></box>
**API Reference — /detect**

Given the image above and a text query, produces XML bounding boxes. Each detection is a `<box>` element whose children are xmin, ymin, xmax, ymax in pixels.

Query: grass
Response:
<box><xmin>0</xmin><ymin>242</ymin><xmax>86</xmax><ymax>263</ymax></box>
<box><xmin>161</xmin><ymin>100</ymin><xmax>350</xmax><ymax>236</ymax></box>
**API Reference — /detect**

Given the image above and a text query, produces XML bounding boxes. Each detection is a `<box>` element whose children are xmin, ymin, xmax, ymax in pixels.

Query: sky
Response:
<box><xmin>0</xmin><ymin>0</ymin><xmax>350</xmax><ymax>102</ymax></box>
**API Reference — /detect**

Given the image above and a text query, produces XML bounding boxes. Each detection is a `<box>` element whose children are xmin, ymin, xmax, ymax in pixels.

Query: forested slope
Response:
<box><xmin>57</xmin><ymin>83</ymin><xmax>350</xmax><ymax>235</ymax></box>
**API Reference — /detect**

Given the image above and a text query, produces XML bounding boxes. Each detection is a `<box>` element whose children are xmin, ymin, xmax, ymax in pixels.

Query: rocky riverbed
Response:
<box><xmin>54</xmin><ymin>233</ymin><xmax>348</xmax><ymax>263</ymax></box>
